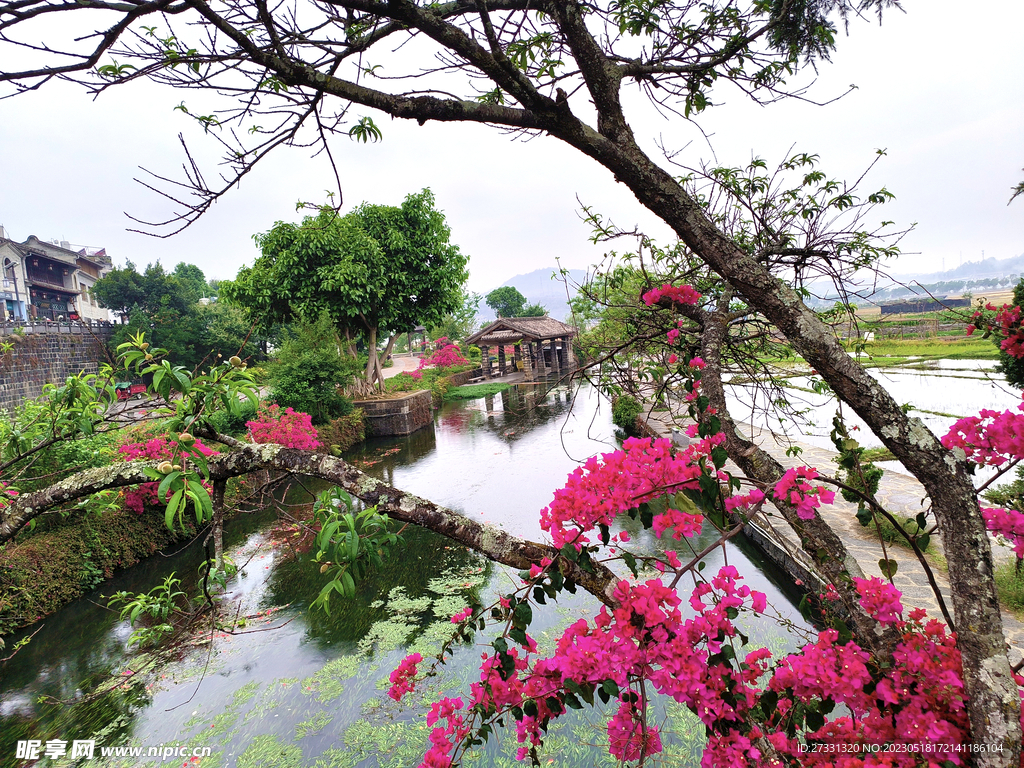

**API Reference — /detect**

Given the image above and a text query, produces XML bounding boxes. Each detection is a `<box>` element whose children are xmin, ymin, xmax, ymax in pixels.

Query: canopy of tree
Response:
<box><xmin>221</xmin><ymin>191</ymin><xmax>468</xmax><ymax>391</ymax></box>
<box><xmin>485</xmin><ymin>286</ymin><xmax>546</xmax><ymax>318</ymax></box>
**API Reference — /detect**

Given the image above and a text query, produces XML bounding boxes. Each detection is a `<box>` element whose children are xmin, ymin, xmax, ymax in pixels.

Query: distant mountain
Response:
<box><xmin>892</xmin><ymin>252</ymin><xmax>1024</xmax><ymax>285</ymax></box>
<box><xmin>478</xmin><ymin>267</ymin><xmax>588</xmax><ymax>322</ymax></box>
<box><xmin>804</xmin><ymin>251</ymin><xmax>1024</xmax><ymax>308</ymax></box>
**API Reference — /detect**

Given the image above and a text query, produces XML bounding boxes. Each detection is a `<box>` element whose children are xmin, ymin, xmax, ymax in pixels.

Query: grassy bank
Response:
<box><xmin>445</xmin><ymin>382</ymin><xmax>510</xmax><ymax>400</ymax></box>
<box><xmin>847</xmin><ymin>336</ymin><xmax>999</xmax><ymax>363</ymax></box>
<box><xmin>0</xmin><ymin>509</ymin><xmax>200</xmax><ymax>635</ymax></box>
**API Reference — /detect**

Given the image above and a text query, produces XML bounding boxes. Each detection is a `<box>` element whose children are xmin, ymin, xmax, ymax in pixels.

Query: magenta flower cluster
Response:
<box><xmin>853</xmin><ymin>576</ymin><xmax>904</xmax><ymax>624</ymax></box>
<box><xmin>982</xmin><ymin>507</ymin><xmax>1024</xmax><ymax>558</ymax></box>
<box><xmin>942</xmin><ymin>407</ymin><xmax>1024</xmax><ymax>466</ymax></box>
<box><xmin>118</xmin><ymin>437</ymin><xmax>216</xmax><ymax>513</ymax></box>
<box><xmin>538</xmin><ymin>436</ymin><xmax>711</xmax><ymax>548</ymax></box>
<box><xmin>968</xmin><ymin>302</ymin><xmax>1024</xmax><ymax>357</ymax></box>
<box><xmin>246</xmin><ymin>405</ymin><xmax>321</xmax><ymax>450</ymax></box>
<box><xmin>772</xmin><ymin>466</ymin><xmax>836</xmax><ymax>520</ymax></box>
<box><xmin>641</xmin><ymin>283</ymin><xmax>702</xmax><ymax>307</ymax></box>
<box><xmin>418</xmin><ymin>343</ymin><xmax>470</xmax><ymax>371</ymax></box>
<box><xmin>388</xmin><ymin>652</ymin><xmax>422</xmax><ymax>701</ymax></box>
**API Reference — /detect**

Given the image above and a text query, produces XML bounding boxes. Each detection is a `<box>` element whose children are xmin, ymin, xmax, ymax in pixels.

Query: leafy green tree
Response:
<box><xmin>172</xmin><ymin>262</ymin><xmax>210</xmax><ymax>298</ymax></box>
<box><xmin>521</xmin><ymin>302</ymin><xmax>547</xmax><ymax>317</ymax></box>
<box><xmin>223</xmin><ymin>190</ymin><xmax>469</xmax><ymax>392</ymax></box>
<box><xmin>100</xmin><ymin>262</ymin><xmax>263</xmax><ymax>371</ymax></box>
<box><xmin>91</xmin><ymin>262</ymin><xmax>147</xmax><ymax>320</ymax></box>
<box><xmin>485</xmin><ymin>286</ymin><xmax>528</xmax><ymax>318</ymax></box>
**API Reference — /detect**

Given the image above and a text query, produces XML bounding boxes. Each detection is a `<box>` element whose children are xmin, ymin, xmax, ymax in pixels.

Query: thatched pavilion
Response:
<box><xmin>465</xmin><ymin>316</ymin><xmax>577</xmax><ymax>381</ymax></box>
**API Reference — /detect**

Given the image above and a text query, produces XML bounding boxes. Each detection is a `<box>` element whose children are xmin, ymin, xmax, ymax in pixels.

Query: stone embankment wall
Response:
<box><xmin>354</xmin><ymin>389</ymin><xmax>434</xmax><ymax>437</ymax></box>
<box><xmin>0</xmin><ymin>325</ymin><xmax>114</xmax><ymax>413</ymax></box>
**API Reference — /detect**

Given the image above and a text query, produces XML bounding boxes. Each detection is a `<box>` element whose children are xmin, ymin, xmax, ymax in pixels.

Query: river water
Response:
<box><xmin>1</xmin><ymin>382</ymin><xmax>809</xmax><ymax>768</ymax></box>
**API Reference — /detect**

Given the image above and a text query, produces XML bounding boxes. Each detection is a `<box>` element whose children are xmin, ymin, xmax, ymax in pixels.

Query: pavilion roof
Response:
<box><xmin>465</xmin><ymin>316</ymin><xmax>576</xmax><ymax>345</ymax></box>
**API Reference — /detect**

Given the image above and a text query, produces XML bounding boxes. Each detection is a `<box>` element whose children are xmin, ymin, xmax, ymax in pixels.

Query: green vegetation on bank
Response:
<box><xmin>770</xmin><ymin>336</ymin><xmax>999</xmax><ymax>367</ymax></box>
<box><xmin>445</xmin><ymin>382</ymin><xmax>510</xmax><ymax>400</ymax></box>
<box><xmin>848</xmin><ymin>336</ymin><xmax>999</xmax><ymax>362</ymax></box>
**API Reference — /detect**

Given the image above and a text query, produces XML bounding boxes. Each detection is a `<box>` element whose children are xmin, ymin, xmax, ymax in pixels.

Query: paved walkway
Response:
<box><xmin>641</xmin><ymin>410</ymin><xmax>1024</xmax><ymax>663</ymax></box>
<box><xmin>383</xmin><ymin>354</ymin><xmax>423</xmax><ymax>379</ymax></box>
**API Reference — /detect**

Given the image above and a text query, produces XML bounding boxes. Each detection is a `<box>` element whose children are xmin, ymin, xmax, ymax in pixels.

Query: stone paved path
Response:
<box><xmin>640</xmin><ymin>410</ymin><xmax>1024</xmax><ymax>664</ymax></box>
<box><xmin>383</xmin><ymin>353</ymin><xmax>422</xmax><ymax>379</ymax></box>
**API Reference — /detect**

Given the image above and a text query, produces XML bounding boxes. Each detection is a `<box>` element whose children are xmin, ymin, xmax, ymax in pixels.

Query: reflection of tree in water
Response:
<box><xmin>265</xmin><ymin>525</ymin><xmax>491</xmax><ymax>651</ymax></box>
<box><xmin>342</xmin><ymin>426</ymin><xmax>438</xmax><ymax>488</ymax></box>
<box><xmin>0</xmin><ymin>600</ymin><xmax>153</xmax><ymax>755</ymax></box>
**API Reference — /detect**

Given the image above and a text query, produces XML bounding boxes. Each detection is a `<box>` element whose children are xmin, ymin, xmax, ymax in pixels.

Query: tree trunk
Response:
<box><xmin>211</xmin><ymin>479</ymin><xmax>227</xmax><ymax>574</ymax></box>
<box><xmin>2</xmin><ymin>444</ymin><xmax>620</xmax><ymax>607</ymax></box>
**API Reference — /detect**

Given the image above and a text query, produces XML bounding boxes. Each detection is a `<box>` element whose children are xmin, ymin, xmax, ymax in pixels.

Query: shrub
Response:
<box><xmin>430</xmin><ymin>376</ymin><xmax>451</xmax><ymax>405</ymax></box>
<box><xmin>268</xmin><ymin>313</ymin><xmax>358</xmax><ymax>424</ymax></box>
<box><xmin>316</xmin><ymin>410</ymin><xmax>366</xmax><ymax>453</ymax></box>
<box><xmin>207</xmin><ymin>400</ymin><xmax>259</xmax><ymax>437</ymax></box>
<box><xmin>420</xmin><ymin>342</ymin><xmax>470</xmax><ymax>369</ymax></box>
<box><xmin>611</xmin><ymin>395</ymin><xmax>643</xmax><ymax>434</ymax></box>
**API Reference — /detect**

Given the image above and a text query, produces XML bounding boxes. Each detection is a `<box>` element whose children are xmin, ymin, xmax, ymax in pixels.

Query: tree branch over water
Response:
<box><xmin>0</xmin><ymin>441</ymin><xmax>620</xmax><ymax>606</ymax></box>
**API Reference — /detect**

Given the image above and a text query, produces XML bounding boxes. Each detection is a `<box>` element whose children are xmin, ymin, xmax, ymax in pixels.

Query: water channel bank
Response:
<box><xmin>1</xmin><ymin>381</ymin><xmax>810</xmax><ymax>767</ymax></box>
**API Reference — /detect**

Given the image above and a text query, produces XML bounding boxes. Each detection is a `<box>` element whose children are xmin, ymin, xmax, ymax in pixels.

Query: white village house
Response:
<box><xmin>0</xmin><ymin>226</ymin><xmax>114</xmax><ymax>322</ymax></box>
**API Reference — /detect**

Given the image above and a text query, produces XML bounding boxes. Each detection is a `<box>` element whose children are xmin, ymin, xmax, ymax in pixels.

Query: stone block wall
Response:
<box><xmin>0</xmin><ymin>326</ymin><xmax>114</xmax><ymax>413</ymax></box>
<box><xmin>446</xmin><ymin>369</ymin><xmax>480</xmax><ymax>387</ymax></box>
<box><xmin>353</xmin><ymin>389</ymin><xmax>433</xmax><ymax>437</ymax></box>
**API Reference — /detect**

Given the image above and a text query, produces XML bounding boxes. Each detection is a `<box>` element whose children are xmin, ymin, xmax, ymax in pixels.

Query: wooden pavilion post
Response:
<box><xmin>481</xmin><ymin>345</ymin><xmax>491</xmax><ymax>379</ymax></box>
<box><xmin>563</xmin><ymin>336</ymin><xmax>577</xmax><ymax>368</ymax></box>
<box><xmin>549</xmin><ymin>338</ymin><xmax>560</xmax><ymax>373</ymax></box>
<box><xmin>497</xmin><ymin>344</ymin><xmax>507</xmax><ymax>376</ymax></box>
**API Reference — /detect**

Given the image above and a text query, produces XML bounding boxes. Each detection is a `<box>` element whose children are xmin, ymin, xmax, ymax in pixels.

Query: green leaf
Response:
<box><xmin>341</xmin><ymin>570</ymin><xmax>356</xmax><ymax>597</ymax></box>
<box><xmin>622</xmin><ymin>551</ymin><xmax>638</xmax><ymax>577</ymax></box>
<box><xmin>878</xmin><ymin>558</ymin><xmax>898</xmax><ymax>579</ymax></box>
<box><xmin>157</xmin><ymin>470</ymin><xmax>182</xmax><ymax>499</ymax></box>
<box><xmin>164</xmin><ymin>489</ymin><xmax>184</xmax><ymax>529</ymax></box>
<box><xmin>513</xmin><ymin>601</ymin><xmax>533</xmax><ymax>629</ymax></box>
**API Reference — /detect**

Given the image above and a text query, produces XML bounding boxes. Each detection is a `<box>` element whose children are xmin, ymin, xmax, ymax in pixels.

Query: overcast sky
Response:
<box><xmin>0</xmin><ymin>0</ymin><xmax>1020</xmax><ymax>294</ymax></box>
